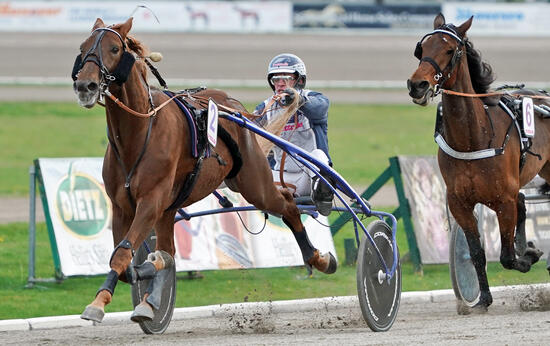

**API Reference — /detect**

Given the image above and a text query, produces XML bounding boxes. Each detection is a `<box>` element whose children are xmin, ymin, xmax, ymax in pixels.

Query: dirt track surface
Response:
<box><xmin>3</xmin><ymin>289</ymin><xmax>550</xmax><ymax>346</ymax></box>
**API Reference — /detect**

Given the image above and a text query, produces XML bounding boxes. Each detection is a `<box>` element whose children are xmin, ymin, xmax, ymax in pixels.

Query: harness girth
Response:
<box><xmin>165</xmin><ymin>123</ymin><xmax>243</xmax><ymax>211</ymax></box>
<box><xmin>435</xmin><ymin>95</ymin><xmax>541</xmax><ymax>170</ymax></box>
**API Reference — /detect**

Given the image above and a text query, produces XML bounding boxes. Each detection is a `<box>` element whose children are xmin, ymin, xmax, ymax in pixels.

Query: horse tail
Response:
<box><xmin>257</xmin><ymin>88</ymin><xmax>301</xmax><ymax>155</ymax></box>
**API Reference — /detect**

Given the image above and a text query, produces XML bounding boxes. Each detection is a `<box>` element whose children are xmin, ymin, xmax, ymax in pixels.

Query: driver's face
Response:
<box><xmin>271</xmin><ymin>73</ymin><xmax>297</xmax><ymax>94</ymax></box>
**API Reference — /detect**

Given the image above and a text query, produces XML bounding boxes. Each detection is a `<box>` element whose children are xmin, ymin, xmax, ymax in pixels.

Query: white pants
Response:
<box><xmin>272</xmin><ymin>149</ymin><xmax>330</xmax><ymax>197</ymax></box>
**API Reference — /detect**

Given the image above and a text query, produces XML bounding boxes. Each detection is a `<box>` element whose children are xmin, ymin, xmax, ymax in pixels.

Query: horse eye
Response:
<box><xmin>111</xmin><ymin>46</ymin><xmax>120</xmax><ymax>54</ymax></box>
<box><xmin>447</xmin><ymin>49</ymin><xmax>454</xmax><ymax>55</ymax></box>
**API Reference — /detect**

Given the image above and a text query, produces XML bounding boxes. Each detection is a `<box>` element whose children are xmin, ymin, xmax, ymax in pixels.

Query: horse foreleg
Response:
<box><xmin>449</xmin><ymin>199</ymin><xmax>492</xmax><ymax>309</ymax></box>
<box><xmin>81</xmin><ymin>204</ymin><xmax>131</xmax><ymax>323</ymax></box>
<box><xmin>81</xmin><ymin>271</ymin><xmax>117</xmax><ymax>322</ymax></box>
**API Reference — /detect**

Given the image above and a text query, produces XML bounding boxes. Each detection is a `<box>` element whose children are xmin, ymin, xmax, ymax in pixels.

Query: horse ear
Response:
<box><xmin>457</xmin><ymin>16</ymin><xmax>473</xmax><ymax>37</ymax></box>
<box><xmin>118</xmin><ymin>17</ymin><xmax>133</xmax><ymax>38</ymax></box>
<box><xmin>433</xmin><ymin>13</ymin><xmax>445</xmax><ymax>29</ymax></box>
<box><xmin>92</xmin><ymin>18</ymin><xmax>105</xmax><ymax>31</ymax></box>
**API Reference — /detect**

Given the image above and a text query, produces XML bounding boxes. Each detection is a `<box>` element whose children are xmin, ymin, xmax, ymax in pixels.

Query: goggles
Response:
<box><xmin>270</xmin><ymin>75</ymin><xmax>295</xmax><ymax>84</ymax></box>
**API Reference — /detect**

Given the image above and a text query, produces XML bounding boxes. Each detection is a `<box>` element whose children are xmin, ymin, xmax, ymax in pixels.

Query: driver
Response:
<box><xmin>253</xmin><ymin>53</ymin><xmax>334</xmax><ymax>216</ymax></box>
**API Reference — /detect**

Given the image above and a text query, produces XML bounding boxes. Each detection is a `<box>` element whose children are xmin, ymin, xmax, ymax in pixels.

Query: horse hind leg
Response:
<box><xmin>275</xmin><ymin>193</ymin><xmax>337</xmax><ymax>274</ymax></box>
<box><xmin>130</xmin><ymin>250</ymin><xmax>175</xmax><ymax>322</ymax></box>
<box><xmin>130</xmin><ymin>213</ymin><xmax>176</xmax><ymax>322</ymax></box>
<box><xmin>237</xmin><ymin>174</ymin><xmax>337</xmax><ymax>274</ymax></box>
<box><xmin>233</xmin><ymin>129</ymin><xmax>336</xmax><ymax>274</ymax></box>
<box><xmin>514</xmin><ymin>193</ymin><xmax>527</xmax><ymax>257</ymax></box>
<box><xmin>501</xmin><ymin>197</ymin><xmax>543</xmax><ymax>273</ymax></box>
<box><xmin>278</xmin><ymin>189</ymin><xmax>337</xmax><ymax>274</ymax></box>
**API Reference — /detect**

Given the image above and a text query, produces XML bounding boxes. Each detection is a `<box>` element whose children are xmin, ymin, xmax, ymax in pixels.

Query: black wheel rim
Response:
<box><xmin>357</xmin><ymin>221</ymin><xmax>401</xmax><ymax>332</ymax></box>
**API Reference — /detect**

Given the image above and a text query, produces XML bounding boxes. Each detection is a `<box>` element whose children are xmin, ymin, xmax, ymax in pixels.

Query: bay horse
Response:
<box><xmin>72</xmin><ymin>17</ymin><xmax>336</xmax><ymax>323</ymax></box>
<box><xmin>407</xmin><ymin>13</ymin><xmax>548</xmax><ymax>310</ymax></box>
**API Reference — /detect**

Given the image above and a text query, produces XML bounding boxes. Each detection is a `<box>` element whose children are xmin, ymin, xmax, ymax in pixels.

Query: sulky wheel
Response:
<box><xmin>356</xmin><ymin>220</ymin><xmax>401</xmax><ymax>332</ymax></box>
<box><xmin>131</xmin><ymin>230</ymin><xmax>177</xmax><ymax>334</ymax></box>
<box><xmin>449</xmin><ymin>219</ymin><xmax>481</xmax><ymax>307</ymax></box>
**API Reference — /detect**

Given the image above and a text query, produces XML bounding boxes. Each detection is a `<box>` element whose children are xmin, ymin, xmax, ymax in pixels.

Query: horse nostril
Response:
<box><xmin>419</xmin><ymin>81</ymin><xmax>429</xmax><ymax>91</ymax></box>
<box><xmin>76</xmin><ymin>81</ymin><xmax>88</xmax><ymax>93</ymax></box>
<box><xmin>88</xmin><ymin>82</ymin><xmax>98</xmax><ymax>92</ymax></box>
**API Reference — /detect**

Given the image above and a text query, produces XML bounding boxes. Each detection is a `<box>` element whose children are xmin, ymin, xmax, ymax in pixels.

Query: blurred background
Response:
<box><xmin>1</xmin><ymin>0</ymin><xmax>550</xmax><ymax>104</ymax></box>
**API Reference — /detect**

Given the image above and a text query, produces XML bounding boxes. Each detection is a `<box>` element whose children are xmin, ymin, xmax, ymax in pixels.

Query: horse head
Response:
<box><xmin>407</xmin><ymin>13</ymin><xmax>472</xmax><ymax>106</ymax></box>
<box><xmin>72</xmin><ymin>17</ymin><xmax>138</xmax><ymax>108</ymax></box>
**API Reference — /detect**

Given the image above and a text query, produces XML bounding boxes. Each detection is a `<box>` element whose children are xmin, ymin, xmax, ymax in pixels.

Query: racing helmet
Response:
<box><xmin>267</xmin><ymin>53</ymin><xmax>307</xmax><ymax>91</ymax></box>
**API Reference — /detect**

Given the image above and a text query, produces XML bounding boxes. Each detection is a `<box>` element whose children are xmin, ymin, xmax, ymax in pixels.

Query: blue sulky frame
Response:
<box><xmin>174</xmin><ymin>111</ymin><xmax>399</xmax><ymax>283</ymax></box>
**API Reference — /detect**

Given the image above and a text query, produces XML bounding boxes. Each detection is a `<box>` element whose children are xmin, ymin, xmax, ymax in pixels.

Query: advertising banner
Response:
<box><xmin>293</xmin><ymin>4</ymin><xmax>440</xmax><ymax>30</ymax></box>
<box><xmin>398</xmin><ymin>156</ymin><xmax>550</xmax><ymax>264</ymax></box>
<box><xmin>398</xmin><ymin>156</ymin><xmax>449</xmax><ymax>264</ymax></box>
<box><xmin>0</xmin><ymin>1</ymin><xmax>292</xmax><ymax>32</ymax></box>
<box><xmin>443</xmin><ymin>2</ymin><xmax>550</xmax><ymax>36</ymax></box>
<box><xmin>37</xmin><ymin>158</ymin><xmax>335</xmax><ymax>276</ymax></box>
<box><xmin>38</xmin><ymin>157</ymin><xmax>113</xmax><ymax>276</ymax></box>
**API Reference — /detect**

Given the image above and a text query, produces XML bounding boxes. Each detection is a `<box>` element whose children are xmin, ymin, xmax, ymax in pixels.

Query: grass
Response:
<box><xmin>0</xmin><ymin>102</ymin><xmax>437</xmax><ymax>196</ymax></box>
<box><xmin>0</xmin><ymin>103</ymin><xmax>107</xmax><ymax>195</ymax></box>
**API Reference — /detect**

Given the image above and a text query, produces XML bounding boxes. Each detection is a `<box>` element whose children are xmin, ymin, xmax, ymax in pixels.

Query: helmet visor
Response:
<box><xmin>270</xmin><ymin>75</ymin><xmax>295</xmax><ymax>85</ymax></box>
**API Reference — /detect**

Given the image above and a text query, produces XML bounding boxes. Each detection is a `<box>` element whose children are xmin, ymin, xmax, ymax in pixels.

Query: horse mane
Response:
<box><xmin>121</xmin><ymin>34</ymin><xmax>149</xmax><ymax>82</ymax></box>
<box><xmin>125</xmin><ymin>35</ymin><xmax>149</xmax><ymax>58</ymax></box>
<box><xmin>464</xmin><ymin>39</ymin><xmax>495</xmax><ymax>94</ymax></box>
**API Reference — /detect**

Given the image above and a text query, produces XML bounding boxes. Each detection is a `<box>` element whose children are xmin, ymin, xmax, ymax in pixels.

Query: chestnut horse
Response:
<box><xmin>408</xmin><ymin>14</ymin><xmax>549</xmax><ymax>310</ymax></box>
<box><xmin>73</xmin><ymin>17</ymin><xmax>336</xmax><ymax>323</ymax></box>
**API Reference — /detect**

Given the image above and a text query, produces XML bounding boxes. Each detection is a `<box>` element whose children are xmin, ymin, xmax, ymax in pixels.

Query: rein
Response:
<box><xmin>441</xmin><ymin>89</ymin><xmax>550</xmax><ymax>99</ymax></box>
<box><xmin>103</xmin><ymin>89</ymin><xmax>187</xmax><ymax>118</ymax></box>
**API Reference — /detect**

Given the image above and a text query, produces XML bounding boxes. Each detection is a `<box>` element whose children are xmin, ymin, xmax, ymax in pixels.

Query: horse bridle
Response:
<box><xmin>71</xmin><ymin>27</ymin><xmax>136</xmax><ymax>87</ymax></box>
<box><xmin>72</xmin><ymin>27</ymin><xmax>157</xmax><ymax>210</ymax></box>
<box><xmin>414</xmin><ymin>25</ymin><xmax>465</xmax><ymax>95</ymax></box>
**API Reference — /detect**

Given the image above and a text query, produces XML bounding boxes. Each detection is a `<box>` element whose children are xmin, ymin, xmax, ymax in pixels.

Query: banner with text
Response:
<box><xmin>0</xmin><ymin>1</ymin><xmax>292</xmax><ymax>32</ymax></box>
<box><xmin>293</xmin><ymin>3</ymin><xmax>440</xmax><ymax>30</ymax></box>
<box><xmin>38</xmin><ymin>158</ymin><xmax>335</xmax><ymax>276</ymax></box>
<box><xmin>443</xmin><ymin>2</ymin><xmax>550</xmax><ymax>36</ymax></box>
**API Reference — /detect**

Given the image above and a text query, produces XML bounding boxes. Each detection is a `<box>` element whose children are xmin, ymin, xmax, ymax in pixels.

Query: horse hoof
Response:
<box><xmin>525</xmin><ymin>247</ymin><xmax>544</xmax><ymax>264</ymax></box>
<box><xmin>324</xmin><ymin>252</ymin><xmax>337</xmax><ymax>274</ymax></box>
<box><xmin>81</xmin><ymin>305</ymin><xmax>105</xmax><ymax>323</ymax></box>
<box><xmin>456</xmin><ymin>299</ymin><xmax>471</xmax><ymax>315</ymax></box>
<box><xmin>471</xmin><ymin>304</ymin><xmax>489</xmax><ymax>314</ymax></box>
<box><xmin>310</xmin><ymin>252</ymin><xmax>337</xmax><ymax>274</ymax></box>
<box><xmin>131</xmin><ymin>302</ymin><xmax>154</xmax><ymax>323</ymax></box>
<box><xmin>147</xmin><ymin>250</ymin><xmax>175</xmax><ymax>269</ymax></box>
